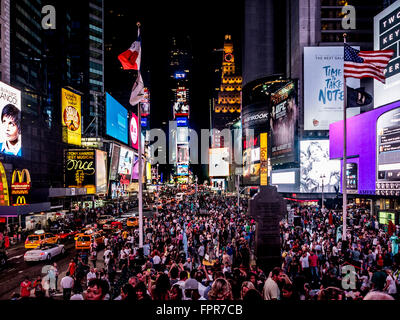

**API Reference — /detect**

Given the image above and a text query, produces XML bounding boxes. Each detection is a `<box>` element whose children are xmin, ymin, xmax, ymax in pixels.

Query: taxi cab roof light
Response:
<box><xmin>34</xmin><ymin>230</ymin><xmax>45</xmax><ymax>235</ymax></box>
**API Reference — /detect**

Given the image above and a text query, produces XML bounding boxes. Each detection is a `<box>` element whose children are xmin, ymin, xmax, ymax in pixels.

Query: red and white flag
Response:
<box><xmin>130</xmin><ymin>71</ymin><xmax>145</xmax><ymax>106</ymax></box>
<box><xmin>344</xmin><ymin>43</ymin><xmax>394</xmax><ymax>84</ymax></box>
<box><xmin>118</xmin><ymin>29</ymin><xmax>141</xmax><ymax>70</ymax></box>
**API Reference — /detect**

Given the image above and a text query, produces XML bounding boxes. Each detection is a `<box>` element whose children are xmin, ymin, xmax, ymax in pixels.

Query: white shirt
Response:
<box><xmin>387</xmin><ymin>275</ymin><xmax>397</xmax><ymax>294</ymax></box>
<box><xmin>60</xmin><ymin>276</ymin><xmax>74</xmax><ymax>289</ymax></box>
<box><xmin>152</xmin><ymin>255</ymin><xmax>161</xmax><ymax>265</ymax></box>
<box><xmin>300</xmin><ymin>254</ymin><xmax>310</xmax><ymax>269</ymax></box>
<box><xmin>1</xmin><ymin>139</ymin><xmax>21</xmax><ymax>156</ymax></box>
<box><xmin>87</xmin><ymin>271</ymin><xmax>97</xmax><ymax>285</ymax></box>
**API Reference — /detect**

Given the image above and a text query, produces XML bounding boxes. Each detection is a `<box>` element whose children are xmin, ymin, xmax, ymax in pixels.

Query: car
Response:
<box><xmin>102</xmin><ymin>219</ymin><xmax>116</xmax><ymax>230</ymax></box>
<box><xmin>25</xmin><ymin>232</ymin><xmax>46</xmax><ymax>249</ymax></box>
<box><xmin>75</xmin><ymin>232</ymin><xmax>104</xmax><ymax>250</ymax></box>
<box><xmin>97</xmin><ymin>215</ymin><xmax>113</xmax><ymax>225</ymax></box>
<box><xmin>55</xmin><ymin>229</ymin><xmax>78</xmax><ymax>242</ymax></box>
<box><xmin>24</xmin><ymin>243</ymin><xmax>65</xmax><ymax>262</ymax></box>
<box><xmin>127</xmin><ymin>216</ymin><xmax>139</xmax><ymax>227</ymax></box>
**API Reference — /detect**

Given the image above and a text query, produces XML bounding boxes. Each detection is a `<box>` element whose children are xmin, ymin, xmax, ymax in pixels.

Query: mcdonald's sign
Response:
<box><xmin>0</xmin><ymin>162</ymin><xmax>10</xmax><ymax>206</ymax></box>
<box><xmin>11</xmin><ymin>169</ymin><xmax>31</xmax><ymax>206</ymax></box>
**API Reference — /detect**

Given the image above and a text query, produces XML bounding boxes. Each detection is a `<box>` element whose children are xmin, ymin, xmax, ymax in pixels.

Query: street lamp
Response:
<box><xmin>320</xmin><ymin>173</ymin><xmax>326</xmax><ymax>211</ymax></box>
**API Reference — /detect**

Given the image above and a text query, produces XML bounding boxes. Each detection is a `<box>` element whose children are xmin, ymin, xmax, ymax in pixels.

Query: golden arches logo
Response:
<box><xmin>14</xmin><ymin>196</ymin><xmax>26</xmax><ymax>206</ymax></box>
<box><xmin>0</xmin><ymin>162</ymin><xmax>10</xmax><ymax>206</ymax></box>
<box><xmin>12</xmin><ymin>169</ymin><xmax>31</xmax><ymax>185</ymax></box>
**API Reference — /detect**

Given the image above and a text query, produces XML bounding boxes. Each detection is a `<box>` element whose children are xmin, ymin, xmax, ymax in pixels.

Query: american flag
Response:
<box><xmin>344</xmin><ymin>43</ymin><xmax>394</xmax><ymax>84</ymax></box>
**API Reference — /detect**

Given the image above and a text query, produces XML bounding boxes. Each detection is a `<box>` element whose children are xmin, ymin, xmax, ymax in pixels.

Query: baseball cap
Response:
<box><xmin>184</xmin><ymin>278</ymin><xmax>199</xmax><ymax>290</ymax></box>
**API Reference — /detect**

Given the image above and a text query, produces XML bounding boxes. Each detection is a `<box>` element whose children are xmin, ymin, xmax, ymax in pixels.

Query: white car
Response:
<box><xmin>24</xmin><ymin>243</ymin><xmax>65</xmax><ymax>262</ymax></box>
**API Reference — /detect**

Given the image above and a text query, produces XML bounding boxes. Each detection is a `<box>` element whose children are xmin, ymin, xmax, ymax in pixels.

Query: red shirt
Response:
<box><xmin>20</xmin><ymin>281</ymin><xmax>31</xmax><ymax>297</ymax></box>
<box><xmin>308</xmin><ymin>254</ymin><xmax>318</xmax><ymax>267</ymax></box>
<box><xmin>68</xmin><ymin>262</ymin><xmax>76</xmax><ymax>275</ymax></box>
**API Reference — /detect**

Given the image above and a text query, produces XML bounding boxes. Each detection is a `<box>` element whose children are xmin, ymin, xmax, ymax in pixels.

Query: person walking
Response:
<box><xmin>60</xmin><ymin>272</ymin><xmax>74</xmax><ymax>301</ymax></box>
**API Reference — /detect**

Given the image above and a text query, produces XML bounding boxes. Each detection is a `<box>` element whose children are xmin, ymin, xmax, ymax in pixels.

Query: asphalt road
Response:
<box><xmin>0</xmin><ymin>209</ymin><xmax>154</xmax><ymax>300</ymax></box>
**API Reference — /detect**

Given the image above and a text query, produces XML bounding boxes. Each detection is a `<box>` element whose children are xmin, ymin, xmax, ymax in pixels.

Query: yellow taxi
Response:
<box><xmin>75</xmin><ymin>232</ymin><xmax>104</xmax><ymax>250</ymax></box>
<box><xmin>126</xmin><ymin>217</ymin><xmax>139</xmax><ymax>228</ymax></box>
<box><xmin>25</xmin><ymin>231</ymin><xmax>59</xmax><ymax>249</ymax></box>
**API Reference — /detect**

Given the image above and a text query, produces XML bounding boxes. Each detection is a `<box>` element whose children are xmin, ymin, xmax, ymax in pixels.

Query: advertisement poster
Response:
<box><xmin>0</xmin><ymin>161</ymin><xmax>10</xmax><ymax>206</ymax></box>
<box><xmin>376</xmin><ymin>107</ymin><xmax>400</xmax><ymax>195</ymax></box>
<box><xmin>300</xmin><ymin>140</ymin><xmax>340</xmax><ymax>193</ymax></box>
<box><xmin>260</xmin><ymin>133</ymin><xmax>268</xmax><ymax>186</ymax></box>
<box><xmin>177</xmin><ymin>164</ymin><xmax>189</xmax><ymax>176</ymax></box>
<box><xmin>209</xmin><ymin>148</ymin><xmax>229</xmax><ymax>177</ymax></box>
<box><xmin>109</xmin><ymin>144</ymin><xmax>121</xmax><ymax>181</ymax></box>
<box><xmin>270</xmin><ymin>81</ymin><xmax>298</xmax><ymax>165</ymax></box>
<box><xmin>0</xmin><ymin>81</ymin><xmax>22</xmax><ymax>156</ymax></box>
<box><xmin>346</xmin><ymin>162</ymin><xmax>358</xmax><ymax>194</ymax></box>
<box><xmin>303</xmin><ymin>47</ymin><xmax>360</xmax><ymax>130</ymax></box>
<box><xmin>95</xmin><ymin>150</ymin><xmax>108</xmax><ymax>194</ymax></box>
<box><xmin>65</xmin><ymin>149</ymin><xmax>96</xmax><ymax>194</ymax></box>
<box><xmin>61</xmin><ymin>88</ymin><xmax>81</xmax><ymax>146</ymax></box>
<box><xmin>374</xmin><ymin>0</ymin><xmax>400</xmax><ymax>107</ymax></box>
<box><xmin>177</xmin><ymin>145</ymin><xmax>189</xmax><ymax>163</ymax></box>
<box><xmin>118</xmin><ymin>146</ymin><xmax>134</xmax><ymax>179</ymax></box>
<box><xmin>11</xmin><ymin>169</ymin><xmax>31</xmax><ymax>206</ymax></box>
<box><xmin>177</xmin><ymin>127</ymin><xmax>189</xmax><ymax>144</ymax></box>
<box><xmin>243</xmin><ymin>136</ymin><xmax>260</xmax><ymax>185</ymax></box>
<box><xmin>106</xmin><ymin>93</ymin><xmax>128</xmax><ymax>144</ymax></box>
<box><xmin>130</xmin><ymin>112</ymin><xmax>139</xmax><ymax>150</ymax></box>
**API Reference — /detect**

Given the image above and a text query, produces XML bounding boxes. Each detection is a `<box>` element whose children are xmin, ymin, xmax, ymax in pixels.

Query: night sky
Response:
<box><xmin>104</xmin><ymin>0</ymin><xmax>244</xmax><ymax>181</ymax></box>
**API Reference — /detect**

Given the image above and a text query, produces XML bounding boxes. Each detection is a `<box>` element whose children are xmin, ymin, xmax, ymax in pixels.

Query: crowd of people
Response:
<box><xmin>12</xmin><ymin>186</ymin><xmax>400</xmax><ymax>301</ymax></box>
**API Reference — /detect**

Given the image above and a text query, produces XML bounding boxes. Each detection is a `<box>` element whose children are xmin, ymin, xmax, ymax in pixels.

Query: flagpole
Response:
<box><xmin>137</xmin><ymin>21</ymin><xmax>144</xmax><ymax>248</ymax></box>
<box><xmin>342</xmin><ymin>33</ymin><xmax>348</xmax><ymax>243</ymax></box>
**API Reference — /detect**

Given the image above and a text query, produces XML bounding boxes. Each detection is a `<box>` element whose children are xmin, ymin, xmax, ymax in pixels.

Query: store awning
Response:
<box><xmin>0</xmin><ymin>202</ymin><xmax>51</xmax><ymax>216</ymax></box>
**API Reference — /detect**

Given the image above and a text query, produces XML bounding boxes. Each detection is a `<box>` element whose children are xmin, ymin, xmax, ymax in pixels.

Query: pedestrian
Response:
<box><xmin>20</xmin><ymin>277</ymin><xmax>32</xmax><ymax>299</ymax></box>
<box><xmin>60</xmin><ymin>272</ymin><xmax>74</xmax><ymax>301</ymax></box>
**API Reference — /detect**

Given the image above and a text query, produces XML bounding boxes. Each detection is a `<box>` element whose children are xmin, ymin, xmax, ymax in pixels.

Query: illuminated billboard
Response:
<box><xmin>109</xmin><ymin>144</ymin><xmax>121</xmax><ymax>181</ymax></box>
<box><xmin>271</xmin><ymin>171</ymin><xmax>296</xmax><ymax>185</ymax></box>
<box><xmin>270</xmin><ymin>81</ymin><xmax>298</xmax><ymax>165</ymax></box>
<box><xmin>118</xmin><ymin>146</ymin><xmax>134</xmax><ymax>180</ymax></box>
<box><xmin>177</xmin><ymin>164</ymin><xmax>189</xmax><ymax>176</ymax></box>
<box><xmin>376</xmin><ymin>107</ymin><xmax>400</xmax><ymax>195</ymax></box>
<box><xmin>61</xmin><ymin>88</ymin><xmax>81</xmax><ymax>146</ymax></box>
<box><xmin>177</xmin><ymin>127</ymin><xmax>188</xmax><ymax>144</ymax></box>
<box><xmin>330</xmin><ymin>101</ymin><xmax>400</xmax><ymax>196</ymax></box>
<box><xmin>243</xmin><ymin>136</ymin><xmax>260</xmax><ymax>185</ymax></box>
<box><xmin>0</xmin><ymin>81</ymin><xmax>22</xmax><ymax>156</ymax></box>
<box><xmin>176</xmin><ymin>117</ymin><xmax>188</xmax><ymax>127</ymax></box>
<box><xmin>11</xmin><ymin>169</ymin><xmax>30</xmax><ymax>206</ymax></box>
<box><xmin>106</xmin><ymin>93</ymin><xmax>128</xmax><ymax>144</ymax></box>
<box><xmin>177</xmin><ymin>145</ymin><xmax>189</xmax><ymax>163</ymax></box>
<box><xmin>303</xmin><ymin>47</ymin><xmax>360</xmax><ymax>130</ymax></box>
<box><xmin>346</xmin><ymin>163</ymin><xmax>358</xmax><ymax>194</ymax></box>
<box><xmin>65</xmin><ymin>149</ymin><xmax>96</xmax><ymax>194</ymax></box>
<box><xmin>95</xmin><ymin>150</ymin><xmax>108</xmax><ymax>194</ymax></box>
<box><xmin>130</xmin><ymin>112</ymin><xmax>139</xmax><ymax>150</ymax></box>
<box><xmin>374</xmin><ymin>0</ymin><xmax>400</xmax><ymax>107</ymax></box>
<box><xmin>209</xmin><ymin>148</ymin><xmax>229</xmax><ymax>177</ymax></box>
<box><xmin>146</xmin><ymin>162</ymin><xmax>151</xmax><ymax>181</ymax></box>
<box><xmin>300</xmin><ymin>140</ymin><xmax>340</xmax><ymax>193</ymax></box>
<box><xmin>174</xmin><ymin>102</ymin><xmax>190</xmax><ymax>117</ymax></box>
<box><xmin>141</xmin><ymin>88</ymin><xmax>150</xmax><ymax>116</ymax></box>
<box><xmin>0</xmin><ymin>162</ymin><xmax>10</xmax><ymax>206</ymax></box>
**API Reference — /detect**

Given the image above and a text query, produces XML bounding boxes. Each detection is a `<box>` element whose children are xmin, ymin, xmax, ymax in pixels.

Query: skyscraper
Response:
<box><xmin>213</xmin><ymin>35</ymin><xmax>242</xmax><ymax>148</ymax></box>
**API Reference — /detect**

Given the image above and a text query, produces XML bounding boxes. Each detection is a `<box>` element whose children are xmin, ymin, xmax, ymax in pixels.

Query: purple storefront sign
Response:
<box><xmin>329</xmin><ymin>100</ymin><xmax>400</xmax><ymax>194</ymax></box>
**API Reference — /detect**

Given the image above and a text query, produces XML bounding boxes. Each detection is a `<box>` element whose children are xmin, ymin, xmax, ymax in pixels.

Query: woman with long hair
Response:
<box><xmin>208</xmin><ymin>278</ymin><xmax>233</xmax><ymax>300</ymax></box>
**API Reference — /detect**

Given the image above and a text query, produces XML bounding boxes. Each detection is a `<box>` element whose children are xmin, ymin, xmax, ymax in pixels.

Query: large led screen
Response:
<box><xmin>109</xmin><ymin>144</ymin><xmax>120</xmax><ymax>181</ymax></box>
<box><xmin>106</xmin><ymin>93</ymin><xmax>128</xmax><ymax>144</ymax></box>
<box><xmin>270</xmin><ymin>81</ymin><xmax>298</xmax><ymax>165</ymax></box>
<box><xmin>374</xmin><ymin>1</ymin><xmax>400</xmax><ymax>107</ymax></box>
<box><xmin>376</xmin><ymin>107</ymin><xmax>400</xmax><ymax>195</ymax></box>
<box><xmin>65</xmin><ymin>149</ymin><xmax>96</xmax><ymax>194</ymax></box>
<box><xmin>177</xmin><ymin>145</ymin><xmax>189</xmax><ymax>163</ymax></box>
<box><xmin>118</xmin><ymin>146</ymin><xmax>134</xmax><ymax>179</ymax></box>
<box><xmin>209</xmin><ymin>148</ymin><xmax>229</xmax><ymax>177</ymax></box>
<box><xmin>0</xmin><ymin>81</ymin><xmax>22</xmax><ymax>157</ymax></box>
<box><xmin>303</xmin><ymin>47</ymin><xmax>360</xmax><ymax>130</ymax></box>
<box><xmin>130</xmin><ymin>112</ymin><xmax>139</xmax><ymax>150</ymax></box>
<box><xmin>95</xmin><ymin>150</ymin><xmax>108</xmax><ymax>194</ymax></box>
<box><xmin>329</xmin><ymin>101</ymin><xmax>400</xmax><ymax>195</ymax></box>
<box><xmin>61</xmin><ymin>88</ymin><xmax>82</xmax><ymax>146</ymax></box>
<box><xmin>300</xmin><ymin>140</ymin><xmax>340</xmax><ymax>193</ymax></box>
